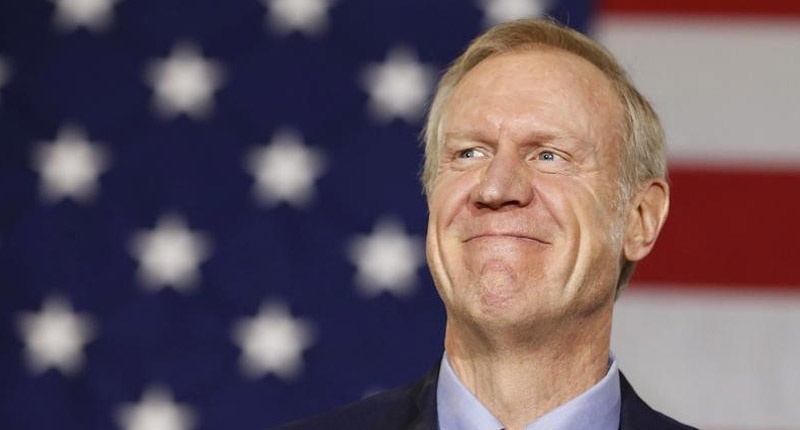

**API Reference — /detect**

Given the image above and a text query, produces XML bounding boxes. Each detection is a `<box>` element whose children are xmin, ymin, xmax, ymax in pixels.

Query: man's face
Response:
<box><xmin>426</xmin><ymin>49</ymin><xmax>628</xmax><ymax>332</ymax></box>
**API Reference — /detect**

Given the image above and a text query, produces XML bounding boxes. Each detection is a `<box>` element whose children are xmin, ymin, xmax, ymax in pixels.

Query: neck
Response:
<box><xmin>443</xmin><ymin>310</ymin><xmax>612</xmax><ymax>430</ymax></box>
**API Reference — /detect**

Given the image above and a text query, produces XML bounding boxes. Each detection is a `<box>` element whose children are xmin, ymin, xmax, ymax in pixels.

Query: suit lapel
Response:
<box><xmin>408</xmin><ymin>363</ymin><xmax>440</xmax><ymax>430</ymax></box>
<box><xmin>620</xmin><ymin>372</ymin><xmax>647</xmax><ymax>430</ymax></box>
<box><xmin>619</xmin><ymin>372</ymin><xmax>666</xmax><ymax>430</ymax></box>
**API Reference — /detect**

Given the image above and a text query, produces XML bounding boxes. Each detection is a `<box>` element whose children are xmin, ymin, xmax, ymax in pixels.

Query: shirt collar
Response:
<box><xmin>437</xmin><ymin>353</ymin><xmax>504</xmax><ymax>430</ymax></box>
<box><xmin>436</xmin><ymin>352</ymin><xmax>621</xmax><ymax>430</ymax></box>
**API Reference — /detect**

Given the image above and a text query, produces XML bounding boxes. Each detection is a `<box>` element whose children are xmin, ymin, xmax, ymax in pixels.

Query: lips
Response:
<box><xmin>464</xmin><ymin>232</ymin><xmax>550</xmax><ymax>245</ymax></box>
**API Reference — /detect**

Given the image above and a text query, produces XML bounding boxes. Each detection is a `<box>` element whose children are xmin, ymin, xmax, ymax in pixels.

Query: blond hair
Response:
<box><xmin>421</xmin><ymin>18</ymin><xmax>667</xmax><ymax>292</ymax></box>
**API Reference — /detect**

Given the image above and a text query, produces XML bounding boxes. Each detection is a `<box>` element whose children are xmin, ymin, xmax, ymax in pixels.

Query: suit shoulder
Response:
<box><xmin>644</xmin><ymin>407</ymin><xmax>700</xmax><ymax>430</ymax></box>
<box><xmin>620</xmin><ymin>373</ymin><xmax>700</xmax><ymax>430</ymax></box>
<box><xmin>271</xmin><ymin>383</ymin><xmax>423</xmax><ymax>430</ymax></box>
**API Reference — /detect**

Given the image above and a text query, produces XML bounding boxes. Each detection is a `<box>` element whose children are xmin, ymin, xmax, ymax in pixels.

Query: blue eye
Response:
<box><xmin>458</xmin><ymin>148</ymin><xmax>482</xmax><ymax>159</ymax></box>
<box><xmin>538</xmin><ymin>151</ymin><xmax>558</xmax><ymax>161</ymax></box>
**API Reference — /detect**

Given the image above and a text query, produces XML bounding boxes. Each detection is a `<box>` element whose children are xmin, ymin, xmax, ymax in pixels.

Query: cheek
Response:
<box><xmin>429</xmin><ymin>173</ymin><xmax>476</xmax><ymax>226</ymax></box>
<box><xmin>557</xmin><ymin>175</ymin><xmax>619</xmax><ymax>224</ymax></box>
<box><xmin>529</xmin><ymin>179</ymin><xmax>577</xmax><ymax>235</ymax></box>
<box><xmin>425</xmin><ymin>176</ymin><xmax>472</xmax><ymax>270</ymax></box>
<box><xmin>557</xmin><ymin>180</ymin><xmax>626</xmax><ymax>271</ymax></box>
<box><xmin>533</xmin><ymin>179</ymin><xmax>616</xmax><ymax>266</ymax></box>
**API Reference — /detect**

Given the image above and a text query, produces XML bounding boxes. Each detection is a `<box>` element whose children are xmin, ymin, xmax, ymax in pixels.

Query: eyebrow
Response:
<box><xmin>442</xmin><ymin>129</ymin><xmax>571</xmax><ymax>146</ymax></box>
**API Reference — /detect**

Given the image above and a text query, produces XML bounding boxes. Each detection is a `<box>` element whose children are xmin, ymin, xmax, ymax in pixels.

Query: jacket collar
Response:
<box><xmin>409</xmin><ymin>363</ymin><xmax>439</xmax><ymax>430</ymax></box>
<box><xmin>407</xmin><ymin>364</ymin><xmax>687</xmax><ymax>430</ymax></box>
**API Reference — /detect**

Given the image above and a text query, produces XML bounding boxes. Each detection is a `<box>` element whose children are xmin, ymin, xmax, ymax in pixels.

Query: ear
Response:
<box><xmin>623</xmin><ymin>179</ymin><xmax>669</xmax><ymax>262</ymax></box>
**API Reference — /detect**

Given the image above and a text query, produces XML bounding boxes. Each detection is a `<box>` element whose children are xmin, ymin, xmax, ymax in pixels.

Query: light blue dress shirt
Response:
<box><xmin>436</xmin><ymin>353</ymin><xmax>621</xmax><ymax>430</ymax></box>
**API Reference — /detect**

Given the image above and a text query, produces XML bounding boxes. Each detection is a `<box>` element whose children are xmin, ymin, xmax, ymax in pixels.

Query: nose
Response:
<box><xmin>471</xmin><ymin>148</ymin><xmax>534</xmax><ymax>210</ymax></box>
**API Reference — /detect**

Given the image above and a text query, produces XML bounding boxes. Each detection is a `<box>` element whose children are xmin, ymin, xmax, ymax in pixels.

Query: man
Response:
<box><xmin>276</xmin><ymin>17</ymin><xmax>696</xmax><ymax>430</ymax></box>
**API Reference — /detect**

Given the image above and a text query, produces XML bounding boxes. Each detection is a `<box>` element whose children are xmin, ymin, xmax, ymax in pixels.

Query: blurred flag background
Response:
<box><xmin>1</xmin><ymin>0</ymin><xmax>798</xmax><ymax>429</ymax></box>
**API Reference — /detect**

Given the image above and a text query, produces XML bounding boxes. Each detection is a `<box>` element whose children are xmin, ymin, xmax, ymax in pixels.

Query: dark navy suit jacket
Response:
<box><xmin>274</xmin><ymin>365</ymin><xmax>698</xmax><ymax>430</ymax></box>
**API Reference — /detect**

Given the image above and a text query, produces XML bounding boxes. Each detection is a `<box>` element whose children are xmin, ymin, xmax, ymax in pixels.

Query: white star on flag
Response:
<box><xmin>50</xmin><ymin>0</ymin><xmax>121</xmax><ymax>32</ymax></box>
<box><xmin>347</xmin><ymin>218</ymin><xmax>425</xmax><ymax>298</ymax></box>
<box><xmin>478</xmin><ymin>0</ymin><xmax>549</xmax><ymax>27</ymax></box>
<box><xmin>129</xmin><ymin>214</ymin><xmax>211</xmax><ymax>292</ymax></box>
<box><xmin>245</xmin><ymin>129</ymin><xmax>326</xmax><ymax>208</ymax></box>
<box><xmin>32</xmin><ymin>124</ymin><xmax>111</xmax><ymax>204</ymax></box>
<box><xmin>16</xmin><ymin>296</ymin><xmax>96</xmax><ymax>376</ymax></box>
<box><xmin>116</xmin><ymin>386</ymin><xmax>197</xmax><ymax>430</ymax></box>
<box><xmin>144</xmin><ymin>42</ymin><xmax>225</xmax><ymax>120</ymax></box>
<box><xmin>263</xmin><ymin>0</ymin><xmax>332</xmax><ymax>36</ymax></box>
<box><xmin>232</xmin><ymin>301</ymin><xmax>315</xmax><ymax>381</ymax></box>
<box><xmin>0</xmin><ymin>56</ymin><xmax>10</xmax><ymax>103</ymax></box>
<box><xmin>361</xmin><ymin>46</ymin><xmax>435</xmax><ymax>123</ymax></box>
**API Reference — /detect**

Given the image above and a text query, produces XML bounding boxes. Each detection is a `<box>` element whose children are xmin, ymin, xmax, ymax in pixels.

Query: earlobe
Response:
<box><xmin>623</xmin><ymin>179</ymin><xmax>670</xmax><ymax>262</ymax></box>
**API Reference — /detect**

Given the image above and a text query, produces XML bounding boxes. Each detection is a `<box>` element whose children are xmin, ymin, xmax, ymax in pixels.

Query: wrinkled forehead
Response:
<box><xmin>440</xmin><ymin>48</ymin><xmax>625</xmax><ymax>152</ymax></box>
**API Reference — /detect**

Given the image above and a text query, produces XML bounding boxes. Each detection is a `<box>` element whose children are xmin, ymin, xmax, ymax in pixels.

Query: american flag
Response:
<box><xmin>1</xmin><ymin>1</ymin><xmax>798</xmax><ymax>429</ymax></box>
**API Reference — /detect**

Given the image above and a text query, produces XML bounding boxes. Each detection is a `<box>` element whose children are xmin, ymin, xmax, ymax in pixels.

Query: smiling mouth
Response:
<box><xmin>464</xmin><ymin>234</ymin><xmax>550</xmax><ymax>245</ymax></box>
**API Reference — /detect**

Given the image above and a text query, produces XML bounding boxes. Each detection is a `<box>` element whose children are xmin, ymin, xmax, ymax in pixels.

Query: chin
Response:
<box><xmin>472</xmin><ymin>287</ymin><xmax>547</xmax><ymax>325</ymax></box>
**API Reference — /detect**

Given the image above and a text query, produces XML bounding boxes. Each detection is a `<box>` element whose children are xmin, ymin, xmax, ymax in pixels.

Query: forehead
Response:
<box><xmin>442</xmin><ymin>48</ymin><xmax>622</xmax><ymax>146</ymax></box>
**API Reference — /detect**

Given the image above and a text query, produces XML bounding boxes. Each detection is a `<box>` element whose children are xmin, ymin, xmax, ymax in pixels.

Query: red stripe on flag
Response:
<box><xmin>633</xmin><ymin>168</ymin><xmax>800</xmax><ymax>289</ymax></box>
<box><xmin>599</xmin><ymin>0</ymin><xmax>800</xmax><ymax>17</ymax></box>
